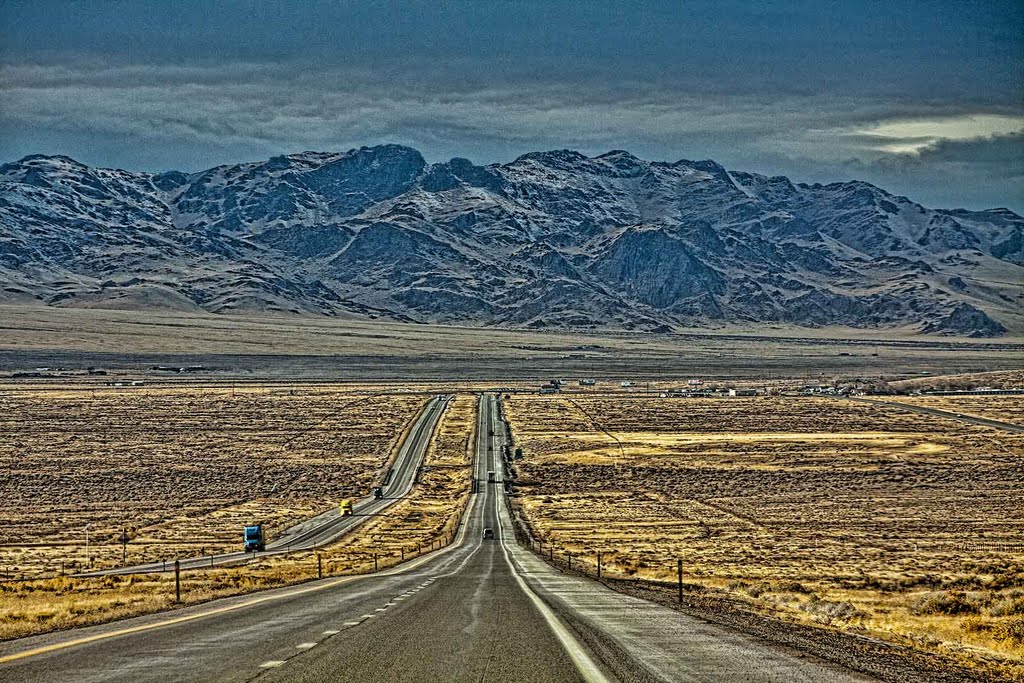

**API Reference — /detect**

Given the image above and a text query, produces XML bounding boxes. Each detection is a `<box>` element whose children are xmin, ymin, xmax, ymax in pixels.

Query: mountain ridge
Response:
<box><xmin>1</xmin><ymin>145</ymin><xmax>1022</xmax><ymax>336</ymax></box>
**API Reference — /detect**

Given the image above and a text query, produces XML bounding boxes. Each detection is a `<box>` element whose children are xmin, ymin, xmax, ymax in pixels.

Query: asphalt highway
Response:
<box><xmin>0</xmin><ymin>395</ymin><xmax>878</xmax><ymax>683</ymax></box>
<box><xmin>844</xmin><ymin>395</ymin><xmax>1024</xmax><ymax>433</ymax></box>
<box><xmin>78</xmin><ymin>394</ymin><xmax>451</xmax><ymax>576</ymax></box>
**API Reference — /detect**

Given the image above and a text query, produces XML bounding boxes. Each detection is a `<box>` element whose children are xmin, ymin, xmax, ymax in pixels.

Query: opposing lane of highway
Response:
<box><xmin>79</xmin><ymin>394</ymin><xmax>450</xmax><ymax>576</ymax></box>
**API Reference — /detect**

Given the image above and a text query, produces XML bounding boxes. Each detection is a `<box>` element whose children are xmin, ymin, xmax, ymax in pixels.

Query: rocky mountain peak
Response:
<box><xmin>1</xmin><ymin>145</ymin><xmax>1021</xmax><ymax>335</ymax></box>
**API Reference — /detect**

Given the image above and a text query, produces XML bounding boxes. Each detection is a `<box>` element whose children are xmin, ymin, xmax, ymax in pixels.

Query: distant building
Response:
<box><xmin>728</xmin><ymin>388</ymin><xmax>757</xmax><ymax>397</ymax></box>
<box><xmin>687</xmin><ymin>379</ymin><xmax>703</xmax><ymax>386</ymax></box>
<box><xmin>539</xmin><ymin>380</ymin><xmax>560</xmax><ymax>394</ymax></box>
<box><xmin>578</xmin><ymin>379</ymin><xmax>596</xmax><ymax>386</ymax></box>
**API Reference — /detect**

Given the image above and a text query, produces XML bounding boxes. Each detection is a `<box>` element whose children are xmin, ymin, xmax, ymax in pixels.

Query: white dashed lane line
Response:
<box><xmin>323</xmin><ymin>629</ymin><xmax>341</xmax><ymax>635</ymax></box>
<box><xmin>259</xmin><ymin>661</ymin><xmax>286</xmax><ymax>668</ymax></box>
<box><xmin>296</xmin><ymin>643</ymin><xmax>317</xmax><ymax>650</ymax></box>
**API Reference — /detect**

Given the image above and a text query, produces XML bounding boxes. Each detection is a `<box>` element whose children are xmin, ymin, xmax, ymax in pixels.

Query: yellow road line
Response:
<box><xmin>1</xmin><ymin>393</ymin><xmax>474</xmax><ymax>667</ymax></box>
<box><xmin>1</xmin><ymin>490</ymin><xmax>475</xmax><ymax>666</ymax></box>
<box><xmin>0</xmin><ymin>574</ymin><xmax>361</xmax><ymax>665</ymax></box>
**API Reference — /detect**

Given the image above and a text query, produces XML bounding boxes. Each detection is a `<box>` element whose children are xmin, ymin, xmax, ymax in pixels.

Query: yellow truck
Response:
<box><xmin>339</xmin><ymin>499</ymin><xmax>353</xmax><ymax>516</ymax></box>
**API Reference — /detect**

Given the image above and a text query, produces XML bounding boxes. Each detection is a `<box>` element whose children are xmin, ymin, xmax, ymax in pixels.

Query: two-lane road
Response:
<box><xmin>80</xmin><ymin>394</ymin><xmax>451</xmax><ymax>576</ymax></box>
<box><xmin>0</xmin><ymin>395</ymin><xmax>877</xmax><ymax>683</ymax></box>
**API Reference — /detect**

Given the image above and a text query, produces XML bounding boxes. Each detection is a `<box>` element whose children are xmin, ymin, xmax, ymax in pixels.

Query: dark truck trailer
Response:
<box><xmin>244</xmin><ymin>525</ymin><xmax>265</xmax><ymax>552</ymax></box>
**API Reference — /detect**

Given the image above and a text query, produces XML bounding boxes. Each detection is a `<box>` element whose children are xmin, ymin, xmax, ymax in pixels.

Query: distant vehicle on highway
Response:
<box><xmin>483</xmin><ymin>528</ymin><xmax>494</xmax><ymax>539</ymax></box>
<box><xmin>243</xmin><ymin>524</ymin><xmax>265</xmax><ymax>552</ymax></box>
<box><xmin>339</xmin><ymin>499</ymin><xmax>353</xmax><ymax>516</ymax></box>
<box><xmin>373</xmin><ymin>486</ymin><xmax>384</xmax><ymax>499</ymax></box>
<box><xmin>487</xmin><ymin>470</ymin><xmax>496</xmax><ymax>483</ymax></box>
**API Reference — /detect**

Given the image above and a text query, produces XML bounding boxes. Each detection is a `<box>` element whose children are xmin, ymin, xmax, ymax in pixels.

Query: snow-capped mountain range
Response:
<box><xmin>1</xmin><ymin>145</ymin><xmax>1022</xmax><ymax>336</ymax></box>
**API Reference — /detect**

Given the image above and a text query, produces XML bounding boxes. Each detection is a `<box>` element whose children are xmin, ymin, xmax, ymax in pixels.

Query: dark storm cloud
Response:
<box><xmin>0</xmin><ymin>0</ymin><xmax>1021</xmax><ymax>210</ymax></box>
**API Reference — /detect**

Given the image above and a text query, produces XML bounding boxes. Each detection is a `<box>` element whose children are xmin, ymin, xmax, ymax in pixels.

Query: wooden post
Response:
<box><xmin>597</xmin><ymin>552</ymin><xmax>602</xmax><ymax>579</ymax></box>
<box><xmin>677</xmin><ymin>559</ymin><xmax>683</xmax><ymax>604</ymax></box>
<box><xmin>174</xmin><ymin>560</ymin><xmax>181</xmax><ymax>602</ymax></box>
<box><xmin>401</xmin><ymin>548</ymin><xmax>405</xmax><ymax>561</ymax></box>
<box><xmin>567</xmin><ymin>553</ymin><xmax>572</xmax><ymax>571</ymax></box>
<box><xmin>317</xmin><ymin>554</ymin><xmax>323</xmax><ymax>579</ymax></box>
<box><xmin>374</xmin><ymin>553</ymin><xmax>378</xmax><ymax>572</ymax></box>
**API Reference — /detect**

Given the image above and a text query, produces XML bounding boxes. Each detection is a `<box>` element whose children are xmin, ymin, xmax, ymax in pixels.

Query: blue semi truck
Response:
<box><xmin>243</xmin><ymin>525</ymin><xmax>265</xmax><ymax>552</ymax></box>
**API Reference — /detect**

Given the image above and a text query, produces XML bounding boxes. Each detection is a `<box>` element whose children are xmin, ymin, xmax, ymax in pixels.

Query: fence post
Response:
<box><xmin>677</xmin><ymin>559</ymin><xmax>683</xmax><ymax>604</ymax></box>
<box><xmin>318</xmin><ymin>554</ymin><xmax>323</xmax><ymax>579</ymax></box>
<box><xmin>174</xmin><ymin>560</ymin><xmax>181</xmax><ymax>602</ymax></box>
<box><xmin>549</xmin><ymin>546</ymin><xmax>553</xmax><ymax>561</ymax></box>
<box><xmin>597</xmin><ymin>552</ymin><xmax>602</xmax><ymax>579</ymax></box>
<box><xmin>374</xmin><ymin>553</ymin><xmax>378</xmax><ymax>572</ymax></box>
<box><xmin>567</xmin><ymin>553</ymin><xmax>572</xmax><ymax>571</ymax></box>
<box><xmin>401</xmin><ymin>548</ymin><xmax>405</xmax><ymax>561</ymax></box>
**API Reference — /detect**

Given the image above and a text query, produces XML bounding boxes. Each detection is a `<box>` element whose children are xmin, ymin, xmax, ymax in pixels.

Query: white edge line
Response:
<box><xmin>490</xmin><ymin>396</ymin><xmax>611</xmax><ymax>683</ymax></box>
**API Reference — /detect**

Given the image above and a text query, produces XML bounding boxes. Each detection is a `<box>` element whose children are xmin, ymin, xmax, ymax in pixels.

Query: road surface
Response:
<box><xmin>79</xmin><ymin>394</ymin><xmax>451</xmax><ymax>576</ymax></box>
<box><xmin>0</xmin><ymin>395</ymin><xmax>876</xmax><ymax>683</ymax></box>
<box><xmin>844</xmin><ymin>396</ymin><xmax>1024</xmax><ymax>433</ymax></box>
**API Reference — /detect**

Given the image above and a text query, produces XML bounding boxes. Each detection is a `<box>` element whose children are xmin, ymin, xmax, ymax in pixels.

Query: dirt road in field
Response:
<box><xmin>844</xmin><ymin>395</ymin><xmax>1024</xmax><ymax>433</ymax></box>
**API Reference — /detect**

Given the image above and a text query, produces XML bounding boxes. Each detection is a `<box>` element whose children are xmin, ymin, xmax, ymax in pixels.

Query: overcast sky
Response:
<box><xmin>1</xmin><ymin>0</ymin><xmax>1022</xmax><ymax>211</ymax></box>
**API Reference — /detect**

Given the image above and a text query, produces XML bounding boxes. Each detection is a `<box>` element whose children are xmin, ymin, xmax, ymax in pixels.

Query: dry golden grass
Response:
<box><xmin>0</xmin><ymin>385</ymin><xmax>426</xmax><ymax>576</ymax></box>
<box><xmin>505</xmin><ymin>394</ymin><xmax>1024</xmax><ymax>678</ymax></box>
<box><xmin>315</xmin><ymin>393</ymin><xmax>477</xmax><ymax>563</ymax></box>
<box><xmin>0</xmin><ymin>393</ymin><xmax>478</xmax><ymax>641</ymax></box>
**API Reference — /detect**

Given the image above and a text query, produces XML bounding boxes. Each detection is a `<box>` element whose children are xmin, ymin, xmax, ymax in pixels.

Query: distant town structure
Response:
<box><xmin>539</xmin><ymin>380</ymin><xmax>560</xmax><ymax>394</ymax></box>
